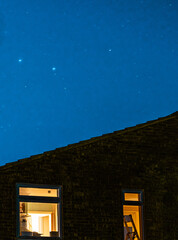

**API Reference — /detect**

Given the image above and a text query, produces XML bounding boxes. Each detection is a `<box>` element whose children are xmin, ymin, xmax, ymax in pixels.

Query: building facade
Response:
<box><xmin>0</xmin><ymin>112</ymin><xmax>177</xmax><ymax>240</ymax></box>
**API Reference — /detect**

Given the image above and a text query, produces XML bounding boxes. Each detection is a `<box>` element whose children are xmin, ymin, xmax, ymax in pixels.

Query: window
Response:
<box><xmin>122</xmin><ymin>190</ymin><xmax>144</xmax><ymax>240</ymax></box>
<box><xmin>17</xmin><ymin>184</ymin><xmax>62</xmax><ymax>238</ymax></box>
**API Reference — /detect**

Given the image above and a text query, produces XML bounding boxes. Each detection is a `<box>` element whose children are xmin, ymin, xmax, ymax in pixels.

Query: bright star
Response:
<box><xmin>18</xmin><ymin>59</ymin><xmax>22</xmax><ymax>62</ymax></box>
<box><xmin>52</xmin><ymin>67</ymin><xmax>56</xmax><ymax>71</ymax></box>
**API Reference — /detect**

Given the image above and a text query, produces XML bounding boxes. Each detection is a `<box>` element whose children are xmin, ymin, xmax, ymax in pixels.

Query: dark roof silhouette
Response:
<box><xmin>0</xmin><ymin>111</ymin><xmax>177</xmax><ymax>171</ymax></box>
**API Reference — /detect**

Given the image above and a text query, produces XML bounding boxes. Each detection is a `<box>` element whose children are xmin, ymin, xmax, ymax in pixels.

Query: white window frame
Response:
<box><xmin>16</xmin><ymin>183</ymin><xmax>62</xmax><ymax>239</ymax></box>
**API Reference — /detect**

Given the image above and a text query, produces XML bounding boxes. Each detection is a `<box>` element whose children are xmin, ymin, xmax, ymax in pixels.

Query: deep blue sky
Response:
<box><xmin>0</xmin><ymin>0</ymin><xmax>177</xmax><ymax>165</ymax></box>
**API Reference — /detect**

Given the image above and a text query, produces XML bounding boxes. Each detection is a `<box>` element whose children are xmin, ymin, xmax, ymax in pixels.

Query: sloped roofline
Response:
<box><xmin>0</xmin><ymin>111</ymin><xmax>177</xmax><ymax>171</ymax></box>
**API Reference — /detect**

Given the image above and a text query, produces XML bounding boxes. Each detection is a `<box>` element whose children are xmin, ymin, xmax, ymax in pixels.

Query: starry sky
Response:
<box><xmin>0</xmin><ymin>0</ymin><xmax>177</xmax><ymax>165</ymax></box>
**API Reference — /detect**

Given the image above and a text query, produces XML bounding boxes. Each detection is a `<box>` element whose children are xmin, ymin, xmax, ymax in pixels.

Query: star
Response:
<box><xmin>52</xmin><ymin>67</ymin><xmax>56</xmax><ymax>71</ymax></box>
<box><xmin>18</xmin><ymin>59</ymin><xmax>22</xmax><ymax>62</ymax></box>
<box><xmin>108</xmin><ymin>49</ymin><xmax>112</xmax><ymax>52</ymax></box>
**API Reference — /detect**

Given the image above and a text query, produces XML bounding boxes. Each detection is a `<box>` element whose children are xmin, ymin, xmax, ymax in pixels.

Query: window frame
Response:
<box><xmin>122</xmin><ymin>189</ymin><xmax>144</xmax><ymax>240</ymax></box>
<box><xmin>16</xmin><ymin>183</ymin><xmax>62</xmax><ymax>239</ymax></box>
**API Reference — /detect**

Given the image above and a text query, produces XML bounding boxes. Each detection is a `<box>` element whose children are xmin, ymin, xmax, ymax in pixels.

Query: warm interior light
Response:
<box><xmin>31</xmin><ymin>214</ymin><xmax>39</xmax><ymax>232</ymax></box>
<box><xmin>19</xmin><ymin>187</ymin><xmax>58</xmax><ymax>197</ymax></box>
<box><xmin>124</xmin><ymin>193</ymin><xmax>140</xmax><ymax>201</ymax></box>
<box><xmin>20</xmin><ymin>202</ymin><xmax>58</xmax><ymax>237</ymax></box>
<box><xmin>123</xmin><ymin>205</ymin><xmax>142</xmax><ymax>240</ymax></box>
<box><xmin>30</xmin><ymin>213</ymin><xmax>51</xmax><ymax>236</ymax></box>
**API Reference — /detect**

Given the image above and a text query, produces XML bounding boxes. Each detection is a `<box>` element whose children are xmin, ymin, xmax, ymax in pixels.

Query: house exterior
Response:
<box><xmin>0</xmin><ymin>112</ymin><xmax>177</xmax><ymax>240</ymax></box>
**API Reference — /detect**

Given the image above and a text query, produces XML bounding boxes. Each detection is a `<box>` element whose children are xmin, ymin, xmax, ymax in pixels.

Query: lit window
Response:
<box><xmin>122</xmin><ymin>190</ymin><xmax>144</xmax><ymax>240</ymax></box>
<box><xmin>19</xmin><ymin>187</ymin><xmax>58</xmax><ymax>197</ymax></box>
<box><xmin>124</xmin><ymin>193</ymin><xmax>140</xmax><ymax>201</ymax></box>
<box><xmin>17</xmin><ymin>184</ymin><xmax>61</xmax><ymax>238</ymax></box>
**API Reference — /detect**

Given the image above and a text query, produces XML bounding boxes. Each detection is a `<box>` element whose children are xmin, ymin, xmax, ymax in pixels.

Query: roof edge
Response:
<box><xmin>0</xmin><ymin>111</ymin><xmax>177</xmax><ymax>171</ymax></box>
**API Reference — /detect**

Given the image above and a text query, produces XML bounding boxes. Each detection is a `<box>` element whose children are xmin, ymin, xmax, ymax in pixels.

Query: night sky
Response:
<box><xmin>0</xmin><ymin>0</ymin><xmax>177</xmax><ymax>165</ymax></box>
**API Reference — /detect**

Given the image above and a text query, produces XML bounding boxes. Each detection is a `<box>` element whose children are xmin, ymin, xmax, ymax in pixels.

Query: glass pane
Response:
<box><xmin>124</xmin><ymin>193</ymin><xmax>140</xmax><ymax>201</ymax></box>
<box><xmin>19</xmin><ymin>187</ymin><xmax>59</xmax><ymax>197</ymax></box>
<box><xmin>123</xmin><ymin>205</ymin><xmax>142</xmax><ymax>240</ymax></box>
<box><xmin>19</xmin><ymin>202</ymin><xmax>60</xmax><ymax>237</ymax></box>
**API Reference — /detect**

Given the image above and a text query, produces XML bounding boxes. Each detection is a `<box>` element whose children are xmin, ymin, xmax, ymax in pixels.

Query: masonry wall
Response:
<box><xmin>0</xmin><ymin>115</ymin><xmax>177</xmax><ymax>240</ymax></box>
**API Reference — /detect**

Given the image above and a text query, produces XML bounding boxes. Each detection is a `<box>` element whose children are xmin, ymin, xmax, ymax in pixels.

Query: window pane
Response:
<box><xmin>19</xmin><ymin>187</ymin><xmax>59</xmax><ymax>197</ymax></box>
<box><xmin>124</xmin><ymin>193</ymin><xmax>140</xmax><ymax>201</ymax></box>
<box><xmin>19</xmin><ymin>202</ymin><xmax>60</xmax><ymax>237</ymax></box>
<box><xmin>123</xmin><ymin>205</ymin><xmax>142</xmax><ymax>240</ymax></box>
